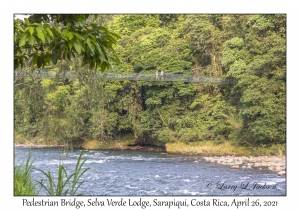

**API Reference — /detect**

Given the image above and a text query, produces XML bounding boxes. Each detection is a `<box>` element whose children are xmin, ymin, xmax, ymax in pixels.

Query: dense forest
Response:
<box><xmin>14</xmin><ymin>14</ymin><xmax>286</xmax><ymax>150</ymax></box>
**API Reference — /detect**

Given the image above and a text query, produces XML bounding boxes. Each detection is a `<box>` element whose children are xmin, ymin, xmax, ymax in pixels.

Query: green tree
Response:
<box><xmin>222</xmin><ymin>14</ymin><xmax>286</xmax><ymax>145</ymax></box>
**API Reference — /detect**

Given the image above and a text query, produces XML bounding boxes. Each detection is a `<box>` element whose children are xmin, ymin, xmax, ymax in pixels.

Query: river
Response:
<box><xmin>14</xmin><ymin>146</ymin><xmax>286</xmax><ymax>196</ymax></box>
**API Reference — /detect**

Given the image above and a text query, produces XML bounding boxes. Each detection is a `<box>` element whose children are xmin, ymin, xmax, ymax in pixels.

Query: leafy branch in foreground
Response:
<box><xmin>14</xmin><ymin>14</ymin><xmax>121</xmax><ymax>71</ymax></box>
<box><xmin>37</xmin><ymin>149</ymin><xmax>89</xmax><ymax>196</ymax></box>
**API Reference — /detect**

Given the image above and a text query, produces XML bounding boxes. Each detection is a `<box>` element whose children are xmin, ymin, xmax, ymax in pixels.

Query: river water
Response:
<box><xmin>14</xmin><ymin>146</ymin><xmax>286</xmax><ymax>196</ymax></box>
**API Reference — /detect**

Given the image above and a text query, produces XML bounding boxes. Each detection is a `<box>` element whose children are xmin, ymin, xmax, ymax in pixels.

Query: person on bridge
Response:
<box><xmin>156</xmin><ymin>71</ymin><xmax>159</xmax><ymax>80</ymax></box>
<box><xmin>160</xmin><ymin>70</ymin><xmax>164</xmax><ymax>80</ymax></box>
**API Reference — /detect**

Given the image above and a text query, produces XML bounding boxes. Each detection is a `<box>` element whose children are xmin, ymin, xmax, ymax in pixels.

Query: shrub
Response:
<box><xmin>156</xmin><ymin>129</ymin><xmax>177</xmax><ymax>142</ymax></box>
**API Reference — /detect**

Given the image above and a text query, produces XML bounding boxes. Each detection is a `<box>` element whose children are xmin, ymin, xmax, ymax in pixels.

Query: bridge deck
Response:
<box><xmin>15</xmin><ymin>70</ymin><xmax>236</xmax><ymax>85</ymax></box>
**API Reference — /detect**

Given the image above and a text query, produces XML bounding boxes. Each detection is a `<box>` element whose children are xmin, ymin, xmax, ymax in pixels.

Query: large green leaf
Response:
<box><xmin>32</xmin><ymin>23</ymin><xmax>42</xmax><ymax>27</ymax></box>
<box><xmin>28</xmin><ymin>34</ymin><xmax>36</xmax><ymax>46</ymax></box>
<box><xmin>45</xmin><ymin>33</ymin><xmax>51</xmax><ymax>43</ymax></box>
<box><xmin>68</xmin><ymin>32</ymin><xmax>74</xmax><ymax>40</ymax></box>
<box><xmin>87</xmin><ymin>38</ymin><xmax>95</xmax><ymax>53</ymax></box>
<box><xmin>19</xmin><ymin>33</ymin><xmax>27</xmax><ymax>47</ymax></box>
<box><xmin>45</xmin><ymin>27</ymin><xmax>54</xmax><ymax>37</ymax></box>
<box><xmin>15</xmin><ymin>25</ymin><xmax>25</xmax><ymax>32</ymax></box>
<box><xmin>73</xmin><ymin>33</ymin><xmax>83</xmax><ymax>40</ymax></box>
<box><xmin>63</xmin><ymin>29</ymin><xmax>69</xmax><ymax>38</ymax></box>
<box><xmin>24</xmin><ymin>18</ymin><xmax>30</xmax><ymax>26</ymax></box>
<box><xmin>68</xmin><ymin>41</ymin><xmax>73</xmax><ymax>49</ymax></box>
<box><xmin>54</xmin><ymin>26</ymin><xmax>62</xmax><ymax>36</ymax></box>
<box><xmin>73</xmin><ymin>41</ymin><xmax>82</xmax><ymax>54</ymax></box>
<box><xmin>28</xmin><ymin>27</ymin><xmax>34</xmax><ymax>35</ymax></box>
<box><xmin>36</xmin><ymin>27</ymin><xmax>45</xmax><ymax>44</ymax></box>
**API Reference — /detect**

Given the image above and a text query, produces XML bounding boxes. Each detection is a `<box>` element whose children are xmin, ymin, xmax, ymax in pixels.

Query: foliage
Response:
<box><xmin>14</xmin><ymin>14</ymin><xmax>121</xmax><ymax>71</ymax></box>
<box><xmin>14</xmin><ymin>153</ymin><xmax>38</xmax><ymax>196</ymax></box>
<box><xmin>14</xmin><ymin>14</ymin><xmax>286</xmax><ymax>148</ymax></box>
<box><xmin>37</xmin><ymin>149</ymin><xmax>89</xmax><ymax>196</ymax></box>
<box><xmin>166</xmin><ymin>141</ymin><xmax>252</xmax><ymax>156</ymax></box>
<box><xmin>222</xmin><ymin>14</ymin><xmax>286</xmax><ymax>145</ymax></box>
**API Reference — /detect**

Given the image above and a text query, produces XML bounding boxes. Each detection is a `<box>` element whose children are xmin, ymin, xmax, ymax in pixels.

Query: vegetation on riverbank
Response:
<box><xmin>15</xmin><ymin>134</ymin><xmax>285</xmax><ymax>157</ymax></box>
<box><xmin>14</xmin><ymin>14</ymin><xmax>286</xmax><ymax>154</ymax></box>
<box><xmin>166</xmin><ymin>141</ymin><xmax>286</xmax><ymax>157</ymax></box>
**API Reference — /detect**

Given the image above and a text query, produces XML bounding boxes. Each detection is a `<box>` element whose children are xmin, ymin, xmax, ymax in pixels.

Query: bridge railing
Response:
<box><xmin>14</xmin><ymin>70</ymin><xmax>237</xmax><ymax>85</ymax></box>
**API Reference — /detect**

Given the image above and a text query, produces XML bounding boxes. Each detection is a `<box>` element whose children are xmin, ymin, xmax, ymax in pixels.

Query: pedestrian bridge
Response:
<box><xmin>15</xmin><ymin>69</ymin><xmax>236</xmax><ymax>85</ymax></box>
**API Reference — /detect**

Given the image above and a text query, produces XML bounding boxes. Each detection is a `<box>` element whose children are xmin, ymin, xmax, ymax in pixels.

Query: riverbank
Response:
<box><xmin>83</xmin><ymin>140</ymin><xmax>286</xmax><ymax>176</ymax></box>
<box><xmin>165</xmin><ymin>141</ymin><xmax>286</xmax><ymax>176</ymax></box>
<box><xmin>165</xmin><ymin>141</ymin><xmax>286</xmax><ymax>156</ymax></box>
<box><xmin>14</xmin><ymin>136</ymin><xmax>166</xmax><ymax>152</ymax></box>
<box><xmin>200</xmin><ymin>155</ymin><xmax>286</xmax><ymax>176</ymax></box>
<box><xmin>14</xmin><ymin>136</ymin><xmax>286</xmax><ymax>176</ymax></box>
